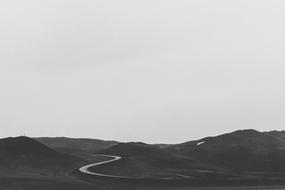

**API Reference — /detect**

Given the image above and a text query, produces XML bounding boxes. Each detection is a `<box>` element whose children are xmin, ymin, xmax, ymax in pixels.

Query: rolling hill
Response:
<box><xmin>0</xmin><ymin>136</ymin><xmax>84</xmax><ymax>175</ymax></box>
<box><xmin>36</xmin><ymin>137</ymin><xmax>117</xmax><ymax>155</ymax></box>
<box><xmin>167</xmin><ymin>129</ymin><xmax>285</xmax><ymax>172</ymax></box>
<box><xmin>93</xmin><ymin>142</ymin><xmax>207</xmax><ymax>178</ymax></box>
<box><xmin>3</xmin><ymin>130</ymin><xmax>285</xmax><ymax>188</ymax></box>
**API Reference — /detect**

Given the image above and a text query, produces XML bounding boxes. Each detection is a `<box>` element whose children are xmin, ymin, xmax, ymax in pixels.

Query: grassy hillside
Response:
<box><xmin>167</xmin><ymin>129</ymin><xmax>285</xmax><ymax>172</ymax></box>
<box><xmin>3</xmin><ymin>132</ymin><xmax>285</xmax><ymax>189</ymax></box>
<box><xmin>0</xmin><ymin>136</ymin><xmax>85</xmax><ymax>175</ymax></box>
<box><xmin>36</xmin><ymin>137</ymin><xmax>117</xmax><ymax>155</ymax></box>
<box><xmin>93</xmin><ymin>142</ymin><xmax>208</xmax><ymax>178</ymax></box>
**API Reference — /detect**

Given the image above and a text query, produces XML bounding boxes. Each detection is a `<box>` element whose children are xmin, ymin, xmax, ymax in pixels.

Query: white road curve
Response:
<box><xmin>79</xmin><ymin>154</ymin><xmax>192</xmax><ymax>180</ymax></box>
<box><xmin>79</xmin><ymin>154</ymin><xmax>137</xmax><ymax>179</ymax></box>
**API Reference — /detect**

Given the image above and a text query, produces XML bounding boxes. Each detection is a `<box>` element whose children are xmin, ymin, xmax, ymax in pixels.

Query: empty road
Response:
<box><xmin>79</xmin><ymin>154</ymin><xmax>121</xmax><ymax>176</ymax></box>
<box><xmin>78</xmin><ymin>154</ymin><xmax>192</xmax><ymax>181</ymax></box>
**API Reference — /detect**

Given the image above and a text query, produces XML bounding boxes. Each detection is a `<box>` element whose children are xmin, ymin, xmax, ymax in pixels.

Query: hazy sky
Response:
<box><xmin>1</xmin><ymin>0</ymin><xmax>285</xmax><ymax>143</ymax></box>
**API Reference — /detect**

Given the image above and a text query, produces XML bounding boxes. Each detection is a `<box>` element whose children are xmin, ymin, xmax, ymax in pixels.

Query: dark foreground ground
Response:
<box><xmin>2</xmin><ymin>167</ymin><xmax>285</xmax><ymax>190</ymax></box>
<box><xmin>2</xmin><ymin>155</ymin><xmax>285</xmax><ymax>190</ymax></box>
<box><xmin>2</xmin><ymin>176</ymin><xmax>285</xmax><ymax>190</ymax></box>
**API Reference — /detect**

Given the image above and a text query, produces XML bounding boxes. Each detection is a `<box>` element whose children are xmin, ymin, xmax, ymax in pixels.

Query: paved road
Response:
<box><xmin>78</xmin><ymin>154</ymin><xmax>191</xmax><ymax>180</ymax></box>
<box><xmin>79</xmin><ymin>154</ymin><xmax>138</xmax><ymax>179</ymax></box>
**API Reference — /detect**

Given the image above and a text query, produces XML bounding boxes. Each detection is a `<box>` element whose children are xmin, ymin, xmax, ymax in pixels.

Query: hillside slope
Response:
<box><xmin>94</xmin><ymin>142</ymin><xmax>206</xmax><ymax>178</ymax></box>
<box><xmin>36</xmin><ymin>137</ymin><xmax>117</xmax><ymax>155</ymax></box>
<box><xmin>168</xmin><ymin>129</ymin><xmax>285</xmax><ymax>172</ymax></box>
<box><xmin>0</xmin><ymin>136</ymin><xmax>84</xmax><ymax>175</ymax></box>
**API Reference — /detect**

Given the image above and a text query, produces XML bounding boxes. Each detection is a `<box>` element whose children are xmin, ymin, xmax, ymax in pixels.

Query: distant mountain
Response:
<box><xmin>167</xmin><ymin>129</ymin><xmax>285</xmax><ymax>172</ymax></box>
<box><xmin>36</xmin><ymin>137</ymin><xmax>117</xmax><ymax>155</ymax></box>
<box><xmin>98</xmin><ymin>142</ymin><xmax>179</xmax><ymax>163</ymax></box>
<box><xmin>0</xmin><ymin>136</ymin><xmax>84</xmax><ymax>174</ymax></box>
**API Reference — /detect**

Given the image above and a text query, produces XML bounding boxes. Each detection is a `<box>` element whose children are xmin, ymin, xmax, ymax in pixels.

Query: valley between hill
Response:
<box><xmin>2</xmin><ymin>130</ymin><xmax>285</xmax><ymax>189</ymax></box>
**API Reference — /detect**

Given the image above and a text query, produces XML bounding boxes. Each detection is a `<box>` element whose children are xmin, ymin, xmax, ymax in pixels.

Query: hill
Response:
<box><xmin>94</xmin><ymin>142</ymin><xmax>206</xmax><ymax>178</ymax></box>
<box><xmin>263</xmin><ymin>130</ymin><xmax>285</xmax><ymax>142</ymax></box>
<box><xmin>0</xmin><ymin>136</ymin><xmax>84</xmax><ymax>175</ymax></box>
<box><xmin>167</xmin><ymin>129</ymin><xmax>285</xmax><ymax>172</ymax></box>
<box><xmin>36</xmin><ymin>137</ymin><xmax>117</xmax><ymax>155</ymax></box>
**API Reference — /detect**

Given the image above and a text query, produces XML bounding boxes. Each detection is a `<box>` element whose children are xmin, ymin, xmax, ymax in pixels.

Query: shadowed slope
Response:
<box><xmin>94</xmin><ymin>142</ymin><xmax>205</xmax><ymax>178</ymax></box>
<box><xmin>0</xmin><ymin>136</ymin><xmax>84</xmax><ymax>174</ymax></box>
<box><xmin>168</xmin><ymin>129</ymin><xmax>285</xmax><ymax>171</ymax></box>
<box><xmin>36</xmin><ymin>137</ymin><xmax>117</xmax><ymax>155</ymax></box>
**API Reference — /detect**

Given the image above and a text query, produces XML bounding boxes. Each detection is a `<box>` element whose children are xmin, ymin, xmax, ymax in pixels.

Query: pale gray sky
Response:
<box><xmin>1</xmin><ymin>0</ymin><xmax>285</xmax><ymax>143</ymax></box>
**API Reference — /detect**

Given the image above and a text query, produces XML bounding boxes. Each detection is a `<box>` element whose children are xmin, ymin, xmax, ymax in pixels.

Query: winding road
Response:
<box><xmin>79</xmin><ymin>154</ymin><xmax>138</xmax><ymax>179</ymax></box>
<box><xmin>78</xmin><ymin>154</ymin><xmax>192</xmax><ymax>180</ymax></box>
<box><xmin>78</xmin><ymin>155</ymin><xmax>282</xmax><ymax>186</ymax></box>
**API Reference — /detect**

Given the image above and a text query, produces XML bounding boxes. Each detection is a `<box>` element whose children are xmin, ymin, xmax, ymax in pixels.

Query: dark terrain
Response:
<box><xmin>0</xmin><ymin>136</ymin><xmax>83</xmax><ymax>175</ymax></box>
<box><xmin>94</xmin><ymin>142</ymin><xmax>209</xmax><ymax>178</ymax></box>
<box><xmin>2</xmin><ymin>130</ymin><xmax>285</xmax><ymax>189</ymax></box>
<box><xmin>167</xmin><ymin>130</ymin><xmax>285</xmax><ymax>172</ymax></box>
<box><xmin>90</xmin><ymin>130</ymin><xmax>285</xmax><ymax>181</ymax></box>
<box><xmin>36</xmin><ymin>137</ymin><xmax>117</xmax><ymax>155</ymax></box>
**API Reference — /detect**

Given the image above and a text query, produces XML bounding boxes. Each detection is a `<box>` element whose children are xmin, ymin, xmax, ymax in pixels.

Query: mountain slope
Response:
<box><xmin>168</xmin><ymin>129</ymin><xmax>285</xmax><ymax>172</ymax></box>
<box><xmin>94</xmin><ymin>142</ymin><xmax>206</xmax><ymax>178</ymax></box>
<box><xmin>263</xmin><ymin>130</ymin><xmax>285</xmax><ymax>143</ymax></box>
<box><xmin>0</xmin><ymin>136</ymin><xmax>84</xmax><ymax>174</ymax></box>
<box><xmin>36</xmin><ymin>137</ymin><xmax>117</xmax><ymax>155</ymax></box>
<box><xmin>0</xmin><ymin>136</ymin><xmax>58</xmax><ymax>156</ymax></box>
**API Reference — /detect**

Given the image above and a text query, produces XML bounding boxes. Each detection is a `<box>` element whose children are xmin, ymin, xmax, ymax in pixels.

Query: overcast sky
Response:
<box><xmin>1</xmin><ymin>0</ymin><xmax>285</xmax><ymax>143</ymax></box>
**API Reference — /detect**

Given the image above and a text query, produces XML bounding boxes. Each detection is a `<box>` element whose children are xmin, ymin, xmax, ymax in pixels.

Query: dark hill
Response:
<box><xmin>95</xmin><ymin>142</ymin><xmax>206</xmax><ymax>178</ymax></box>
<box><xmin>98</xmin><ymin>142</ymin><xmax>171</xmax><ymax>157</ymax></box>
<box><xmin>0</xmin><ymin>136</ymin><xmax>58</xmax><ymax>156</ymax></box>
<box><xmin>36</xmin><ymin>137</ymin><xmax>117</xmax><ymax>155</ymax></box>
<box><xmin>0</xmin><ymin>136</ymin><xmax>84</xmax><ymax>175</ymax></box>
<box><xmin>263</xmin><ymin>130</ymin><xmax>285</xmax><ymax>143</ymax></box>
<box><xmin>168</xmin><ymin>129</ymin><xmax>285</xmax><ymax>172</ymax></box>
